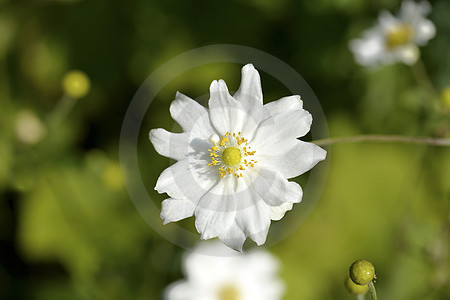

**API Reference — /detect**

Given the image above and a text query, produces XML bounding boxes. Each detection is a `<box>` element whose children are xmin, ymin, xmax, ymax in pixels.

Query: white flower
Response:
<box><xmin>349</xmin><ymin>0</ymin><xmax>435</xmax><ymax>67</ymax></box>
<box><xmin>149</xmin><ymin>64</ymin><xmax>326</xmax><ymax>251</ymax></box>
<box><xmin>164</xmin><ymin>241</ymin><xmax>284</xmax><ymax>300</ymax></box>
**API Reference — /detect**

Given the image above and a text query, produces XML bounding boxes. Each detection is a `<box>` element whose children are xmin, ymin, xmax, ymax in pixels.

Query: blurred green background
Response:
<box><xmin>1</xmin><ymin>0</ymin><xmax>449</xmax><ymax>299</ymax></box>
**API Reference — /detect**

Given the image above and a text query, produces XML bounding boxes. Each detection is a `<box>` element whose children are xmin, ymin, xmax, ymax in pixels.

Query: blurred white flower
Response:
<box><xmin>164</xmin><ymin>241</ymin><xmax>284</xmax><ymax>300</ymax></box>
<box><xmin>149</xmin><ymin>64</ymin><xmax>326</xmax><ymax>251</ymax></box>
<box><xmin>349</xmin><ymin>0</ymin><xmax>435</xmax><ymax>67</ymax></box>
<box><xmin>15</xmin><ymin>109</ymin><xmax>46</xmax><ymax>145</ymax></box>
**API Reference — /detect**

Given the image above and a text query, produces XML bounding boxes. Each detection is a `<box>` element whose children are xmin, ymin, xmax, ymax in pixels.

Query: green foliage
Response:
<box><xmin>0</xmin><ymin>0</ymin><xmax>448</xmax><ymax>299</ymax></box>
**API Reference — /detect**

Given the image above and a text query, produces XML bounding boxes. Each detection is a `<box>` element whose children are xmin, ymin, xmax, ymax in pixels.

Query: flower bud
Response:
<box><xmin>102</xmin><ymin>162</ymin><xmax>124</xmax><ymax>190</ymax></box>
<box><xmin>345</xmin><ymin>276</ymin><xmax>369</xmax><ymax>295</ymax></box>
<box><xmin>62</xmin><ymin>70</ymin><xmax>90</xmax><ymax>99</ymax></box>
<box><xmin>440</xmin><ymin>87</ymin><xmax>450</xmax><ymax>109</ymax></box>
<box><xmin>349</xmin><ymin>259</ymin><xmax>376</xmax><ymax>285</ymax></box>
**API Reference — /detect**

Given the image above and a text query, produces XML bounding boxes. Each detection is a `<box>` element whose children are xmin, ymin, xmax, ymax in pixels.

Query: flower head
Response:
<box><xmin>349</xmin><ymin>0</ymin><xmax>435</xmax><ymax>67</ymax></box>
<box><xmin>149</xmin><ymin>64</ymin><xmax>326</xmax><ymax>251</ymax></box>
<box><xmin>164</xmin><ymin>241</ymin><xmax>284</xmax><ymax>300</ymax></box>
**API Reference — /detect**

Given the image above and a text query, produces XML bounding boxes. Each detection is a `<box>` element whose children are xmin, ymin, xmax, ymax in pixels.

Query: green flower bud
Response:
<box><xmin>440</xmin><ymin>87</ymin><xmax>450</xmax><ymax>109</ymax></box>
<box><xmin>349</xmin><ymin>259</ymin><xmax>375</xmax><ymax>285</ymax></box>
<box><xmin>62</xmin><ymin>70</ymin><xmax>90</xmax><ymax>99</ymax></box>
<box><xmin>345</xmin><ymin>276</ymin><xmax>369</xmax><ymax>295</ymax></box>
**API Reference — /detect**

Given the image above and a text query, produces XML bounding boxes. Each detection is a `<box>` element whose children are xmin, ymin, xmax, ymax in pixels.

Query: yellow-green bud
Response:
<box><xmin>345</xmin><ymin>276</ymin><xmax>369</xmax><ymax>295</ymax></box>
<box><xmin>102</xmin><ymin>162</ymin><xmax>124</xmax><ymax>190</ymax></box>
<box><xmin>349</xmin><ymin>259</ymin><xmax>376</xmax><ymax>285</ymax></box>
<box><xmin>62</xmin><ymin>70</ymin><xmax>90</xmax><ymax>99</ymax></box>
<box><xmin>440</xmin><ymin>87</ymin><xmax>450</xmax><ymax>109</ymax></box>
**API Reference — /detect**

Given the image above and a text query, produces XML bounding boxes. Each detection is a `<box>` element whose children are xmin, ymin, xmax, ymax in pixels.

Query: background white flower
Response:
<box><xmin>149</xmin><ymin>64</ymin><xmax>326</xmax><ymax>251</ymax></box>
<box><xmin>349</xmin><ymin>0</ymin><xmax>435</xmax><ymax>67</ymax></box>
<box><xmin>164</xmin><ymin>241</ymin><xmax>284</xmax><ymax>300</ymax></box>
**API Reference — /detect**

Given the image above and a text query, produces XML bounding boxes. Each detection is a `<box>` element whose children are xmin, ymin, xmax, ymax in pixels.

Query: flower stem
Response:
<box><xmin>368</xmin><ymin>281</ymin><xmax>377</xmax><ymax>300</ymax></box>
<box><xmin>411</xmin><ymin>59</ymin><xmax>438</xmax><ymax>97</ymax></box>
<box><xmin>312</xmin><ymin>135</ymin><xmax>450</xmax><ymax>147</ymax></box>
<box><xmin>356</xmin><ymin>294</ymin><xmax>365</xmax><ymax>300</ymax></box>
<box><xmin>47</xmin><ymin>94</ymin><xmax>78</xmax><ymax>129</ymax></box>
<box><xmin>50</xmin><ymin>94</ymin><xmax>77</xmax><ymax>120</ymax></box>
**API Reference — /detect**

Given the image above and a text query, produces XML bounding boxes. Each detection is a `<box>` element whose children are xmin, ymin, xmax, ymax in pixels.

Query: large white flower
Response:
<box><xmin>349</xmin><ymin>0</ymin><xmax>435</xmax><ymax>67</ymax></box>
<box><xmin>164</xmin><ymin>241</ymin><xmax>284</xmax><ymax>300</ymax></box>
<box><xmin>149</xmin><ymin>64</ymin><xmax>326</xmax><ymax>251</ymax></box>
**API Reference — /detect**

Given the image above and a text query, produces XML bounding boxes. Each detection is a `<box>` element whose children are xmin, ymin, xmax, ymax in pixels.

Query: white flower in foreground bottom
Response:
<box><xmin>349</xmin><ymin>0</ymin><xmax>435</xmax><ymax>67</ymax></box>
<box><xmin>164</xmin><ymin>241</ymin><xmax>284</xmax><ymax>300</ymax></box>
<box><xmin>149</xmin><ymin>64</ymin><xmax>326</xmax><ymax>251</ymax></box>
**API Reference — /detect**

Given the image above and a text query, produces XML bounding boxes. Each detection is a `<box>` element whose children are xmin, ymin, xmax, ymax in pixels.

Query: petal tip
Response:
<box><xmin>242</xmin><ymin>63</ymin><xmax>256</xmax><ymax>72</ymax></box>
<box><xmin>317</xmin><ymin>145</ymin><xmax>327</xmax><ymax>161</ymax></box>
<box><xmin>148</xmin><ymin>128</ymin><xmax>157</xmax><ymax>142</ymax></box>
<box><xmin>219</xmin><ymin>238</ymin><xmax>244</xmax><ymax>253</ymax></box>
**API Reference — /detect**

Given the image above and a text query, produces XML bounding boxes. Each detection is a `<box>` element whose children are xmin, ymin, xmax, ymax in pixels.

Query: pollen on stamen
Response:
<box><xmin>207</xmin><ymin>131</ymin><xmax>257</xmax><ymax>179</ymax></box>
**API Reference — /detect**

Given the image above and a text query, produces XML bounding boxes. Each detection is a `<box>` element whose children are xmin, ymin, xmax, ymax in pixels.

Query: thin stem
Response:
<box><xmin>368</xmin><ymin>281</ymin><xmax>377</xmax><ymax>300</ymax></box>
<box><xmin>411</xmin><ymin>59</ymin><xmax>438</xmax><ymax>97</ymax></box>
<box><xmin>312</xmin><ymin>135</ymin><xmax>450</xmax><ymax>147</ymax></box>
<box><xmin>50</xmin><ymin>94</ymin><xmax>77</xmax><ymax>121</ymax></box>
<box><xmin>356</xmin><ymin>293</ymin><xmax>365</xmax><ymax>300</ymax></box>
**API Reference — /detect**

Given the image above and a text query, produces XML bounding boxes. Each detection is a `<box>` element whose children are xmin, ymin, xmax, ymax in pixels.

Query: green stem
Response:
<box><xmin>50</xmin><ymin>94</ymin><xmax>77</xmax><ymax>120</ymax></box>
<box><xmin>368</xmin><ymin>281</ymin><xmax>377</xmax><ymax>300</ymax></box>
<box><xmin>312</xmin><ymin>135</ymin><xmax>450</xmax><ymax>147</ymax></box>
<box><xmin>356</xmin><ymin>293</ymin><xmax>365</xmax><ymax>300</ymax></box>
<box><xmin>411</xmin><ymin>59</ymin><xmax>438</xmax><ymax>97</ymax></box>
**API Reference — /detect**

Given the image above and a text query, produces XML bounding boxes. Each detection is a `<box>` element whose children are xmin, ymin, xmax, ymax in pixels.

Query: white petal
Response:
<box><xmin>378</xmin><ymin>11</ymin><xmax>398</xmax><ymax>30</ymax></box>
<box><xmin>235</xmin><ymin>198</ymin><xmax>270</xmax><ymax>245</ymax></box>
<box><xmin>181</xmin><ymin>243</ymin><xmax>242</xmax><ymax>296</ymax></box>
<box><xmin>155</xmin><ymin>158</ymin><xmax>218</xmax><ymax>202</ymax></box>
<box><xmin>258</xmin><ymin>140</ymin><xmax>327</xmax><ymax>179</ymax></box>
<box><xmin>170</xmin><ymin>92</ymin><xmax>210</xmax><ymax>134</ymax></box>
<box><xmin>234</xmin><ymin>64</ymin><xmax>263</xmax><ymax>106</ymax></box>
<box><xmin>400</xmin><ymin>0</ymin><xmax>431</xmax><ymax>20</ymax></box>
<box><xmin>270</xmin><ymin>202</ymin><xmax>293</xmax><ymax>221</ymax></box>
<box><xmin>161</xmin><ymin>198</ymin><xmax>196</xmax><ymax>224</ymax></box>
<box><xmin>149</xmin><ymin>129</ymin><xmax>189</xmax><ymax>161</ymax></box>
<box><xmin>414</xmin><ymin>19</ymin><xmax>435</xmax><ymax>45</ymax></box>
<box><xmin>232</xmin><ymin>250</ymin><xmax>285</xmax><ymax>299</ymax></box>
<box><xmin>257</xmin><ymin>280</ymin><xmax>285</xmax><ymax>300</ymax></box>
<box><xmin>194</xmin><ymin>176</ymin><xmax>237</xmax><ymax>240</ymax></box>
<box><xmin>218</xmin><ymin>221</ymin><xmax>247</xmax><ymax>252</ymax></box>
<box><xmin>244</xmin><ymin>251</ymin><xmax>281</xmax><ymax>279</ymax></box>
<box><xmin>208</xmin><ymin>80</ymin><xmax>241</xmax><ymax>133</ymax></box>
<box><xmin>164</xmin><ymin>280</ymin><xmax>194</xmax><ymax>300</ymax></box>
<box><xmin>250</xmin><ymin>167</ymin><xmax>303</xmax><ymax>206</ymax></box>
<box><xmin>349</xmin><ymin>28</ymin><xmax>386</xmax><ymax>67</ymax></box>
<box><xmin>208</xmin><ymin>80</ymin><xmax>260</xmax><ymax>137</ymax></box>
<box><xmin>261</xmin><ymin>95</ymin><xmax>303</xmax><ymax>120</ymax></box>
<box><xmin>396</xmin><ymin>44</ymin><xmax>420</xmax><ymax>65</ymax></box>
<box><xmin>251</xmin><ymin>109</ymin><xmax>312</xmax><ymax>150</ymax></box>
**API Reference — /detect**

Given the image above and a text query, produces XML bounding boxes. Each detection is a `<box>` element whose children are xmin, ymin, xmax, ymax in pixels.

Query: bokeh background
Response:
<box><xmin>1</xmin><ymin>0</ymin><xmax>449</xmax><ymax>299</ymax></box>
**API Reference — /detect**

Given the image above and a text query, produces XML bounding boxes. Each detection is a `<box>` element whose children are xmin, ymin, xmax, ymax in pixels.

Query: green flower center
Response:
<box><xmin>386</xmin><ymin>24</ymin><xmax>414</xmax><ymax>50</ymax></box>
<box><xmin>222</xmin><ymin>147</ymin><xmax>241</xmax><ymax>166</ymax></box>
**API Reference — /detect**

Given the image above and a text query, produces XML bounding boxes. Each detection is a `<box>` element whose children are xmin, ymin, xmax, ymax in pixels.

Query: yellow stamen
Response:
<box><xmin>386</xmin><ymin>24</ymin><xmax>414</xmax><ymax>50</ymax></box>
<box><xmin>207</xmin><ymin>131</ymin><xmax>257</xmax><ymax>179</ymax></box>
<box><xmin>218</xmin><ymin>284</ymin><xmax>240</xmax><ymax>300</ymax></box>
